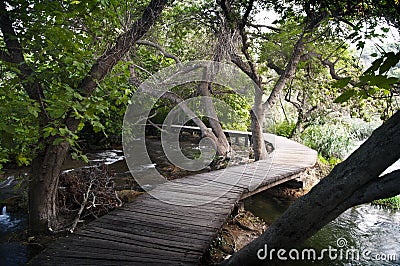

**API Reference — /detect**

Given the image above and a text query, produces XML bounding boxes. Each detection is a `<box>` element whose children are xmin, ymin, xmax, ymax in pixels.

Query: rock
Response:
<box><xmin>219</xmin><ymin>230</ymin><xmax>236</xmax><ymax>254</ymax></box>
<box><xmin>2</xmin><ymin>195</ymin><xmax>25</xmax><ymax>212</ymax></box>
<box><xmin>117</xmin><ymin>190</ymin><xmax>144</xmax><ymax>203</ymax></box>
<box><xmin>234</xmin><ymin>211</ymin><xmax>258</xmax><ymax>231</ymax></box>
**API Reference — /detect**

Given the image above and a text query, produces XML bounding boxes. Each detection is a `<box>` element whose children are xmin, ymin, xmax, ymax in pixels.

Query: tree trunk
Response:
<box><xmin>251</xmin><ymin>88</ymin><xmax>268</xmax><ymax>160</ymax></box>
<box><xmin>28</xmin><ymin>142</ymin><xmax>70</xmax><ymax>234</ymax></box>
<box><xmin>250</xmin><ymin>33</ymin><xmax>305</xmax><ymax>160</ymax></box>
<box><xmin>220</xmin><ymin>111</ymin><xmax>400</xmax><ymax>266</ymax></box>
<box><xmin>198</xmin><ymin>80</ymin><xmax>231</xmax><ymax>158</ymax></box>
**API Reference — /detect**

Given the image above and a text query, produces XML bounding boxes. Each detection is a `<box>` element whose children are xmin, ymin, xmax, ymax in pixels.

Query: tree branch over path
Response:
<box><xmin>136</xmin><ymin>39</ymin><xmax>181</xmax><ymax>65</ymax></box>
<box><xmin>301</xmin><ymin>52</ymin><xmax>357</xmax><ymax>85</ymax></box>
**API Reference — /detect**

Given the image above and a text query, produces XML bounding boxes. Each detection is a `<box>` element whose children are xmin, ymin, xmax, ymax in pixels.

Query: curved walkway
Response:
<box><xmin>29</xmin><ymin>133</ymin><xmax>317</xmax><ymax>265</ymax></box>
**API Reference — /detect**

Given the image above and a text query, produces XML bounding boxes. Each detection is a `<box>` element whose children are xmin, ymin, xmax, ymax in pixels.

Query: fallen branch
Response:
<box><xmin>69</xmin><ymin>180</ymin><xmax>94</xmax><ymax>233</ymax></box>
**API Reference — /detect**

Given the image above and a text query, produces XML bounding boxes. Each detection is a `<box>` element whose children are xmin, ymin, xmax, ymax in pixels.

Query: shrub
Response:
<box><xmin>301</xmin><ymin>124</ymin><xmax>353</xmax><ymax>160</ymax></box>
<box><xmin>301</xmin><ymin>116</ymin><xmax>381</xmax><ymax>162</ymax></box>
<box><xmin>269</xmin><ymin>120</ymin><xmax>296</xmax><ymax>138</ymax></box>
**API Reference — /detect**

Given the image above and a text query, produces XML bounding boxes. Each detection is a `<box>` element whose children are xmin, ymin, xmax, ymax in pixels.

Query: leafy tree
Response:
<box><xmin>0</xmin><ymin>0</ymin><xmax>169</xmax><ymax>234</ymax></box>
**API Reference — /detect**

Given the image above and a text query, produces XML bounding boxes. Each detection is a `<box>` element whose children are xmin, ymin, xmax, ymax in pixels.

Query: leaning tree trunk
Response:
<box><xmin>28</xmin><ymin>141</ymin><xmax>70</xmax><ymax>234</ymax></box>
<box><xmin>220</xmin><ymin>111</ymin><xmax>400</xmax><ymax>266</ymax></box>
<box><xmin>198</xmin><ymin>80</ymin><xmax>231</xmax><ymax>158</ymax></box>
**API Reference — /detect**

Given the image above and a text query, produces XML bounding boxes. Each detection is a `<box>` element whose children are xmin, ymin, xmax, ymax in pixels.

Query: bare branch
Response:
<box><xmin>248</xmin><ymin>23</ymin><xmax>281</xmax><ymax>32</ymax></box>
<box><xmin>69</xmin><ymin>180</ymin><xmax>94</xmax><ymax>233</ymax></box>
<box><xmin>301</xmin><ymin>52</ymin><xmax>357</xmax><ymax>85</ymax></box>
<box><xmin>239</xmin><ymin>0</ymin><xmax>255</xmax><ymax>30</ymax></box>
<box><xmin>136</xmin><ymin>40</ymin><xmax>181</xmax><ymax>65</ymax></box>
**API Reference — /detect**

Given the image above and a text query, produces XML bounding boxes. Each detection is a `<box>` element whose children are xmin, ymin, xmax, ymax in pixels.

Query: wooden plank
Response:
<box><xmin>99</xmin><ymin>210</ymin><xmax>225</xmax><ymax>230</ymax></box>
<box><xmin>89</xmin><ymin>220</ymin><xmax>215</xmax><ymax>241</ymax></box>
<box><xmin>46</xmin><ymin>235</ymin><xmax>201</xmax><ymax>262</ymax></box>
<box><xmin>78</xmin><ymin>226</ymin><xmax>208</xmax><ymax>252</ymax></box>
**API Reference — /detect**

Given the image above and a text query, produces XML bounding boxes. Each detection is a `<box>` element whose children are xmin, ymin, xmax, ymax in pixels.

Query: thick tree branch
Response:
<box><xmin>263</xmin><ymin>33</ymin><xmax>306</xmax><ymax>110</ymax></box>
<box><xmin>0</xmin><ymin>0</ymin><xmax>46</xmax><ymax>115</ymax></box>
<box><xmin>136</xmin><ymin>40</ymin><xmax>181</xmax><ymax>64</ymax></box>
<box><xmin>143</xmin><ymin>88</ymin><xmax>212</xmax><ymax>136</ymax></box>
<box><xmin>78</xmin><ymin>0</ymin><xmax>169</xmax><ymax>97</ymax></box>
<box><xmin>230</xmin><ymin>53</ymin><xmax>256</xmax><ymax>82</ymax></box>
<box><xmin>248</xmin><ymin>23</ymin><xmax>281</xmax><ymax>32</ymax></box>
<box><xmin>65</xmin><ymin>0</ymin><xmax>169</xmax><ymax>134</ymax></box>
<box><xmin>239</xmin><ymin>0</ymin><xmax>254</xmax><ymax>31</ymax></box>
<box><xmin>343</xmin><ymin>170</ymin><xmax>400</xmax><ymax>208</ymax></box>
<box><xmin>0</xmin><ymin>1</ymin><xmax>24</xmax><ymax>64</ymax></box>
<box><xmin>267</xmin><ymin>60</ymin><xmax>284</xmax><ymax>75</ymax></box>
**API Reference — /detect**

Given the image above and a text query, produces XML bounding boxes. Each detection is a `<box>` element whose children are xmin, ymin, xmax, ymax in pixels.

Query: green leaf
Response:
<box><xmin>379</xmin><ymin>52</ymin><xmax>400</xmax><ymax>74</ymax></box>
<box><xmin>77</xmin><ymin>122</ymin><xmax>85</xmax><ymax>131</ymax></box>
<box><xmin>364</xmin><ymin>58</ymin><xmax>384</xmax><ymax>74</ymax></box>
<box><xmin>332</xmin><ymin>77</ymin><xmax>351</xmax><ymax>88</ymax></box>
<box><xmin>53</xmin><ymin>138</ymin><xmax>65</xmax><ymax>145</ymax></box>
<box><xmin>356</xmin><ymin>41</ymin><xmax>365</xmax><ymax>50</ymax></box>
<box><xmin>364</xmin><ymin>75</ymin><xmax>399</xmax><ymax>90</ymax></box>
<box><xmin>381</xmin><ymin>27</ymin><xmax>389</xmax><ymax>33</ymax></box>
<box><xmin>16</xmin><ymin>154</ymin><xmax>29</xmax><ymax>166</ymax></box>
<box><xmin>334</xmin><ymin>89</ymin><xmax>356</xmax><ymax>103</ymax></box>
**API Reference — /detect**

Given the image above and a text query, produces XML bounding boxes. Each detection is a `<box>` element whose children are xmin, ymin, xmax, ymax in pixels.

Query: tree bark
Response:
<box><xmin>250</xmin><ymin>87</ymin><xmax>267</xmax><ymax>160</ymax></box>
<box><xmin>29</xmin><ymin>142</ymin><xmax>70</xmax><ymax>234</ymax></box>
<box><xmin>220</xmin><ymin>111</ymin><xmax>400</xmax><ymax>266</ymax></box>
<box><xmin>198</xmin><ymin>68</ymin><xmax>231</xmax><ymax>158</ymax></box>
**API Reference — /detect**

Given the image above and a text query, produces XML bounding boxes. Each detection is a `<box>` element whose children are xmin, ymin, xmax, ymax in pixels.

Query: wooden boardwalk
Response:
<box><xmin>29</xmin><ymin>133</ymin><xmax>317</xmax><ymax>265</ymax></box>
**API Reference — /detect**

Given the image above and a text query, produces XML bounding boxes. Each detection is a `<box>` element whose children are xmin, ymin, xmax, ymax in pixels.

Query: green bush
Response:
<box><xmin>300</xmin><ymin>117</ymin><xmax>381</xmax><ymax>162</ymax></box>
<box><xmin>269</xmin><ymin>120</ymin><xmax>296</xmax><ymax>138</ymax></box>
<box><xmin>340</xmin><ymin>117</ymin><xmax>381</xmax><ymax>141</ymax></box>
<box><xmin>301</xmin><ymin>124</ymin><xmax>353</xmax><ymax>160</ymax></box>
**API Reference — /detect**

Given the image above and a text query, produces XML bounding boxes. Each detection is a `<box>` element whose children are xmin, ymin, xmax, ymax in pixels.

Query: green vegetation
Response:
<box><xmin>300</xmin><ymin>117</ymin><xmax>381</xmax><ymax>162</ymax></box>
<box><xmin>372</xmin><ymin>195</ymin><xmax>400</xmax><ymax>210</ymax></box>
<box><xmin>269</xmin><ymin>120</ymin><xmax>296</xmax><ymax>139</ymax></box>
